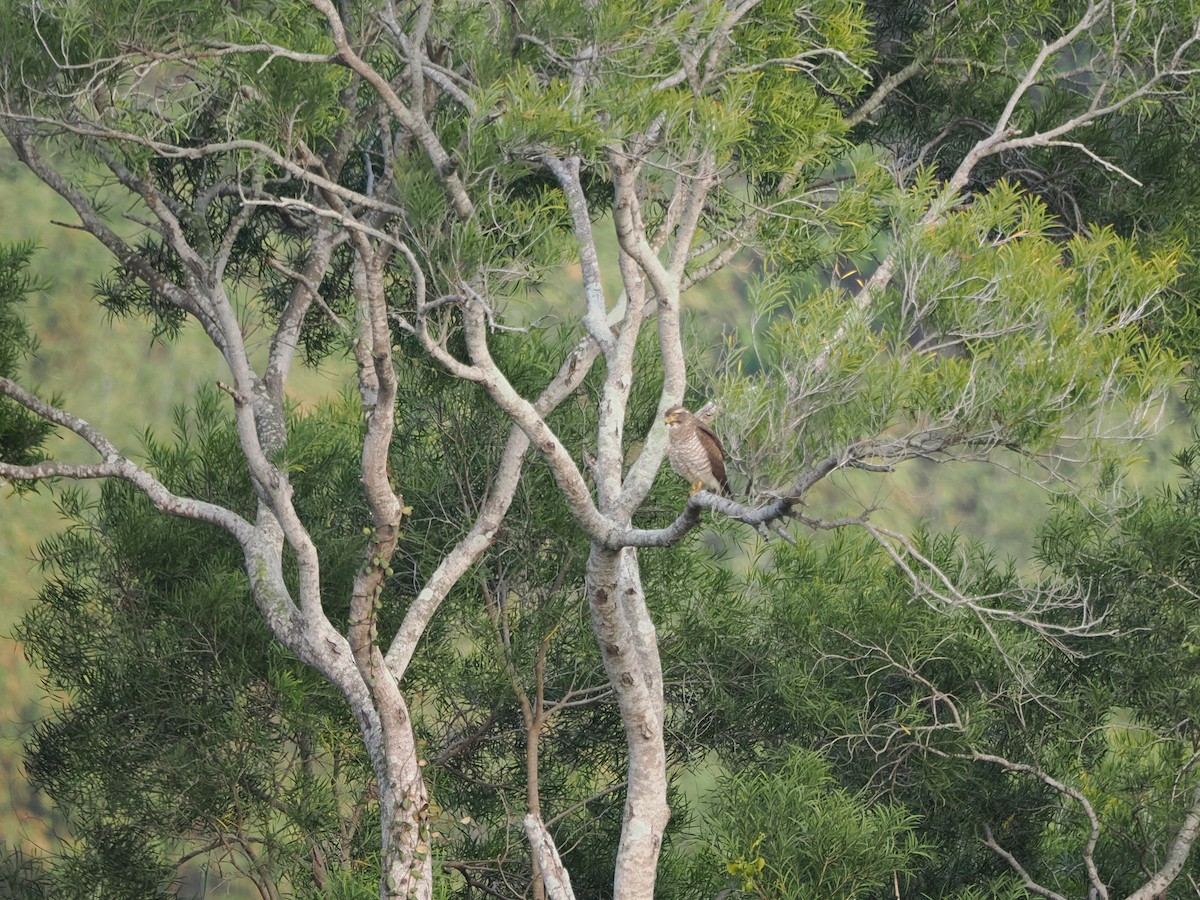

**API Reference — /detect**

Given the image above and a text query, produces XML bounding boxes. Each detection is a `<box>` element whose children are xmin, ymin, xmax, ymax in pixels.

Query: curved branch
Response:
<box><xmin>952</xmin><ymin>749</ymin><xmax>1109</xmax><ymax>900</ymax></box>
<box><xmin>385</xmin><ymin>335</ymin><xmax>602</xmax><ymax>680</ymax></box>
<box><xmin>0</xmin><ymin>113</ymin><xmax>404</xmax><ymax>219</ymax></box>
<box><xmin>543</xmin><ymin>154</ymin><xmax>615</xmax><ymax>355</ymax></box>
<box><xmin>822</xmin><ymin>1</ymin><xmax>1193</xmax><ymax>377</ymax></box>
<box><xmin>1125</xmin><ymin>781</ymin><xmax>1200</xmax><ymax>900</ymax></box>
<box><xmin>524</xmin><ymin>814</ymin><xmax>576</xmax><ymax>900</ymax></box>
<box><xmin>846</xmin><ymin>57</ymin><xmax>926</xmax><ymax>129</ymax></box>
<box><xmin>454</xmin><ymin>297</ymin><xmax>620</xmax><ymax>543</ymax></box>
<box><xmin>982</xmin><ymin>824</ymin><xmax>1068</xmax><ymax>900</ymax></box>
<box><xmin>610</xmin><ymin>449</ymin><xmax>851</xmax><ymax>549</ymax></box>
<box><xmin>264</xmin><ymin>219</ymin><xmax>341</xmax><ymax>399</ymax></box>
<box><xmin>0</xmin><ymin>128</ymin><xmax>223</xmax><ymax>339</ymax></box>
<box><xmin>307</xmin><ymin>0</ymin><xmax>474</xmax><ymax>220</ymax></box>
<box><xmin>0</xmin><ymin>377</ymin><xmax>254</xmax><ymax>543</ymax></box>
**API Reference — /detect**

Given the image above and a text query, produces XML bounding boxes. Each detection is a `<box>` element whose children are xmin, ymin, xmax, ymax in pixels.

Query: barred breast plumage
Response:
<box><xmin>663</xmin><ymin>405</ymin><xmax>730</xmax><ymax>497</ymax></box>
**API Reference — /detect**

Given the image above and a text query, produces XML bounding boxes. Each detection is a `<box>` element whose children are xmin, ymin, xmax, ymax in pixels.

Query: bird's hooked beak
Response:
<box><xmin>663</xmin><ymin>411</ymin><xmax>679</xmax><ymax>425</ymax></box>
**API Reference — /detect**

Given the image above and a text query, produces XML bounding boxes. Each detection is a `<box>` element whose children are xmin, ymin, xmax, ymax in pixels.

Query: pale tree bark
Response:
<box><xmin>0</xmin><ymin>199</ymin><xmax>431</xmax><ymax>900</ymax></box>
<box><xmin>585</xmin><ymin>547</ymin><xmax>669</xmax><ymax>896</ymax></box>
<box><xmin>0</xmin><ymin>88</ymin><xmax>443</xmax><ymax>896</ymax></box>
<box><xmin>970</xmin><ymin>751</ymin><xmax>1200</xmax><ymax>900</ymax></box>
<box><xmin>1124</xmin><ymin>781</ymin><xmax>1200</xmax><ymax>900</ymax></box>
<box><xmin>525</xmin><ymin>814</ymin><xmax>575</xmax><ymax>900</ymax></box>
<box><xmin>345</xmin><ymin>229</ymin><xmax>434</xmax><ymax>896</ymax></box>
<box><xmin>433</xmin><ymin>129</ymin><xmax>716</xmax><ymax>893</ymax></box>
<box><xmin>0</xmin><ymin>14</ymin><xmax>603</xmax><ymax>894</ymax></box>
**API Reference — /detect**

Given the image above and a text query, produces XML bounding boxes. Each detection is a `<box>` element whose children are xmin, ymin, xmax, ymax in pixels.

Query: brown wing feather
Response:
<box><xmin>695</xmin><ymin>419</ymin><xmax>731</xmax><ymax>496</ymax></box>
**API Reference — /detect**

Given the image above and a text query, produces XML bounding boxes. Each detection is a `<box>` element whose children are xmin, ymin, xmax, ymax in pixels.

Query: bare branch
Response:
<box><xmin>926</xmin><ymin>747</ymin><xmax>1110</xmax><ymax>900</ymax></box>
<box><xmin>542</xmin><ymin>155</ymin><xmax>615</xmax><ymax>354</ymax></box>
<box><xmin>991</xmin><ymin>4</ymin><xmax>1109</xmax><ymax>150</ymax></box>
<box><xmin>1041</xmin><ymin>140</ymin><xmax>1144</xmax><ymax>186</ymax></box>
<box><xmin>455</xmin><ymin>297</ymin><xmax>616</xmax><ymax>539</ymax></box>
<box><xmin>545</xmin><ymin>782</ymin><xmax>627</xmax><ymax>829</ymax></box>
<box><xmin>982</xmin><ymin>824</ymin><xmax>1069</xmax><ymax>900</ymax></box>
<box><xmin>263</xmin><ymin>231</ymin><xmax>349</xmax><ymax>352</ymax></box>
<box><xmin>0</xmin><ymin>113</ymin><xmax>405</xmax><ymax>218</ymax></box>
<box><xmin>307</xmin><ymin>0</ymin><xmax>474</xmax><ymax>219</ymax></box>
<box><xmin>0</xmin><ymin>377</ymin><xmax>254</xmax><ymax>542</ymax></box>
<box><xmin>1125</xmin><ymin>781</ymin><xmax>1200</xmax><ymax>900</ymax></box>
<box><xmin>846</xmin><ymin>57</ymin><xmax>925</xmax><ymax>129</ymax></box>
<box><xmin>524</xmin><ymin>815</ymin><xmax>576</xmax><ymax>900</ymax></box>
<box><xmin>0</xmin><ymin>128</ymin><xmax>224</xmax><ymax>339</ymax></box>
<box><xmin>386</xmin><ymin>335</ymin><xmax>603</xmax><ymax>679</ymax></box>
<box><xmin>816</xmin><ymin>0</ymin><xmax>1194</xmax><ymax>376</ymax></box>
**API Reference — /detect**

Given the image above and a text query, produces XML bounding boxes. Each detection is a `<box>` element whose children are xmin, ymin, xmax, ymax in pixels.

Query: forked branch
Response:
<box><xmin>0</xmin><ymin>377</ymin><xmax>254</xmax><ymax>543</ymax></box>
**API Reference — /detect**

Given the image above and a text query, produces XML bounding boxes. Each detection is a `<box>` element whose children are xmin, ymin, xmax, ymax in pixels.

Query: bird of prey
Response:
<box><xmin>663</xmin><ymin>405</ymin><xmax>731</xmax><ymax>497</ymax></box>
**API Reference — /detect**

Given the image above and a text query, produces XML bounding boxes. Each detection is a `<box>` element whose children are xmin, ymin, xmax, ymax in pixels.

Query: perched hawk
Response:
<box><xmin>664</xmin><ymin>405</ymin><xmax>731</xmax><ymax>497</ymax></box>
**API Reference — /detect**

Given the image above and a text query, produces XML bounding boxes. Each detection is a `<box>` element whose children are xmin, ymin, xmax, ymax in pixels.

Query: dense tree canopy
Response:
<box><xmin>1</xmin><ymin>1</ymin><xmax>1199</xmax><ymax>898</ymax></box>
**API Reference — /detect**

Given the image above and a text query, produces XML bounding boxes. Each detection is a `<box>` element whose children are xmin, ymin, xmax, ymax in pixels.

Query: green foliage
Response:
<box><xmin>0</xmin><ymin>242</ymin><xmax>53</xmax><ymax>469</ymax></box>
<box><xmin>703</xmin><ymin>748</ymin><xmax>928</xmax><ymax>899</ymax></box>
<box><xmin>1</xmin><ymin>0</ymin><xmax>896</xmax><ymax>357</ymax></box>
<box><xmin>718</xmin><ymin>181</ymin><xmax>1183</xmax><ymax>490</ymax></box>
<box><xmin>859</xmin><ymin>0</ymin><xmax>1170</xmax><ymax>213</ymax></box>
<box><xmin>8</xmin><ymin>326</ymin><xmax>669</xmax><ymax>895</ymax></box>
<box><xmin>655</xmin><ymin>447</ymin><xmax>1200</xmax><ymax>898</ymax></box>
<box><xmin>1014</xmin><ymin>446</ymin><xmax>1200</xmax><ymax>896</ymax></box>
<box><xmin>1040</xmin><ymin>439</ymin><xmax>1200</xmax><ymax>736</ymax></box>
<box><xmin>11</xmin><ymin>324</ymin><xmax>999</xmax><ymax>898</ymax></box>
<box><xmin>17</xmin><ymin>391</ymin><xmax>375</xmax><ymax>897</ymax></box>
<box><xmin>4</xmin><ymin>1</ymin><xmax>1200</xmax><ymax>897</ymax></box>
<box><xmin>728</xmin><ymin>0</ymin><xmax>871</xmax><ymax>175</ymax></box>
<box><xmin>0</xmin><ymin>842</ymin><xmax>53</xmax><ymax>900</ymax></box>
<box><xmin>662</xmin><ymin>531</ymin><xmax>1011</xmax><ymax>894</ymax></box>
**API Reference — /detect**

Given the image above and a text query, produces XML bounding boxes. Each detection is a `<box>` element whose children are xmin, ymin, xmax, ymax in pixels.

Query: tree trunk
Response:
<box><xmin>586</xmin><ymin>545</ymin><xmax>669</xmax><ymax>898</ymax></box>
<box><xmin>346</xmin><ymin>617</ymin><xmax>432</xmax><ymax>900</ymax></box>
<box><xmin>373</xmin><ymin>688</ymin><xmax>433</xmax><ymax>900</ymax></box>
<box><xmin>281</xmin><ymin>603</ymin><xmax>433</xmax><ymax>900</ymax></box>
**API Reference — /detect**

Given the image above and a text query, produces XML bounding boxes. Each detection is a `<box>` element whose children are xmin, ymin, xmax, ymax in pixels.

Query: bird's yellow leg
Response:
<box><xmin>690</xmin><ymin>480</ymin><xmax>703</xmax><ymax>495</ymax></box>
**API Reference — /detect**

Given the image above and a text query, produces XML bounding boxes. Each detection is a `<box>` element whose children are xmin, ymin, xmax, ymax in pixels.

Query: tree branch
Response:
<box><xmin>386</xmin><ymin>335</ymin><xmax>603</xmax><ymax>679</ymax></box>
<box><xmin>1125</xmin><ymin>781</ymin><xmax>1200</xmax><ymax>900</ymax></box>
<box><xmin>542</xmin><ymin>154</ymin><xmax>615</xmax><ymax>355</ymax></box>
<box><xmin>307</xmin><ymin>0</ymin><xmax>474</xmax><ymax>220</ymax></box>
<box><xmin>981</xmin><ymin>824</ymin><xmax>1069</xmax><ymax>900</ymax></box>
<box><xmin>931</xmin><ymin>748</ymin><xmax>1110</xmax><ymax>900</ymax></box>
<box><xmin>0</xmin><ymin>377</ymin><xmax>255</xmax><ymax>542</ymax></box>
<box><xmin>525</xmin><ymin>814</ymin><xmax>576</xmax><ymax>900</ymax></box>
<box><xmin>0</xmin><ymin>113</ymin><xmax>405</xmax><ymax>218</ymax></box>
